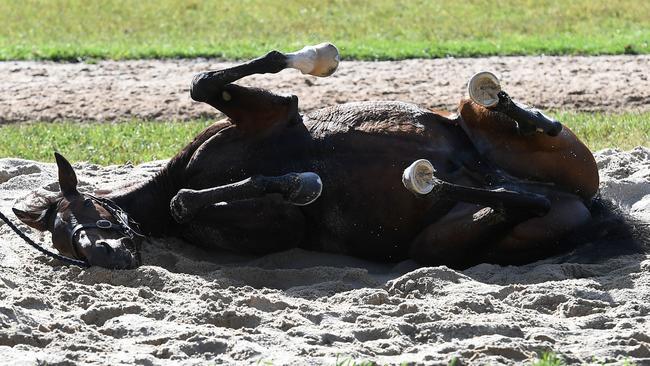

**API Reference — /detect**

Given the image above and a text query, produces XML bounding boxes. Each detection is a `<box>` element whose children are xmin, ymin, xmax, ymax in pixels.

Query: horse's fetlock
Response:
<box><xmin>265</xmin><ymin>50</ymin><xmax>283</xmax><ymax>60</ymax></box>
<box><xmin>249</xmin><ymin>175</ymin><xmax>268</xmax><ymax>191</ymax></box>
<box><xmin>262</xmin><ymin>50</ymin><xmax>287</xmax><ymax>73</ymax></box>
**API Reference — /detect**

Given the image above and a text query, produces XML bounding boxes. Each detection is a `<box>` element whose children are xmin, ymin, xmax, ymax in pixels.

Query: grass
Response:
<box><xmin>0</xmin><ymin>112</ymin><xmax>647</xmax><ymax>165</ymax></box>
<box><xmin>0</xmin><ymin>120</ymin><xmax>213</xmax><ymax>165</ymax></box>
<box><xmin>554</xmin><ymin>111</ymin><xmax>650</xmax><ymax>151</ymax></box>
<box><xmin>0</xmin><ymin>0</ymin><xmax>649</xmax><ymax>61</ymax></box>
<box><xmin>531</xmin><ymin>353</ymin><xmax>565</xmax><ymax>366</ymax></box>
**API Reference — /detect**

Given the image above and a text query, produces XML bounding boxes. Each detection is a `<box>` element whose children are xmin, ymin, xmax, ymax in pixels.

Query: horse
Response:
<box><xmin>13</xmin><ymin>43</ymin><xmax>608</xmax><ymax>270</ymax></box>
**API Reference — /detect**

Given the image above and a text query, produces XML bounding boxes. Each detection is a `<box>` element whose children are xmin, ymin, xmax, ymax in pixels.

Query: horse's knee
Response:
<box><xmin>190</xmin><ymin>72</ymin><xmax>217</xmax><ymax>103</ymax></box>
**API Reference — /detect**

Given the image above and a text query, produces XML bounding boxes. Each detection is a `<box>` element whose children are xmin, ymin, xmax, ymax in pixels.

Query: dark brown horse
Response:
<box><xmin>13</xmin><ymin>44</ymin><xmax>606</xmax><ymax>269</ymax></box>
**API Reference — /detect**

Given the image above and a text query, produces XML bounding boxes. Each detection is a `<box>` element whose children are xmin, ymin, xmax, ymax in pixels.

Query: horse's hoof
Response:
<box><xmin>287</xmin><ymin>172</ymin><xmax>323</xmax><ymax>206</ymax></box>
<box><xmin>403</xmin><ymin>159</ymin><xmax>436</xmax><ymax>195</ymax></box>
<box><xmin>286</xmin><ymin>43</ymin><xmax>339</xmax><ymax>77</ymax></box>
<box><xmin>468</xmin><ymin>71</ymin><xmax>501</xmax><ymax>107</ymax></box>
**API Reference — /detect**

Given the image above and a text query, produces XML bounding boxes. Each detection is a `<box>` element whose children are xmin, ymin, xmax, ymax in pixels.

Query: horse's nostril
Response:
<box><xmin>98</xmin><ymin>241</ymin><xmax>113</xmax><ymax>254</ymax></box>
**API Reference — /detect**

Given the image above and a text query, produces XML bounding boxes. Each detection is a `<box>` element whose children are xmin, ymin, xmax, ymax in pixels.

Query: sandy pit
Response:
<box><xmin>0</xmin><ymin>150</ymin><xmax>648</xmax><ymax>365</ymax></box>
<box><xmin>1</xmin><ymin>55</ymin><xmax>649</xmax><ymax>124</ymax></box>
<box><xmin>1</xmin><ymin>55</ymin><xmax>649</xmax><ymax>365</ymax></box>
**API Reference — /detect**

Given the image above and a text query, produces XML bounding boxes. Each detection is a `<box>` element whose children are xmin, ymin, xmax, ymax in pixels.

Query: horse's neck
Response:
<box><xmin>108</xmin><ymin>170</ymin><xmax>180</xmax><ymax>236</ymax></box>
<box><xmin>105</xmin><ymin>126</ymin><xmax>212</xmax><ymax>235</ymax></box>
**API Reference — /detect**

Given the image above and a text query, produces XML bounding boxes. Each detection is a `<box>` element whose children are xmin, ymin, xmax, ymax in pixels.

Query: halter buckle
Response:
<box><xmin>96</xmin><ymin>219</ymin><xmax>113</xmax><ymax>229</ymax></box>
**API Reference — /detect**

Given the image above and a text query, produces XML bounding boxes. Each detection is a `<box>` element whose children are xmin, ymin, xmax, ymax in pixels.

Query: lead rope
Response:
<box><xmin>0</xmin><ymin>210</ymin><xmax>90</xmax><ymax>268</ymax></box>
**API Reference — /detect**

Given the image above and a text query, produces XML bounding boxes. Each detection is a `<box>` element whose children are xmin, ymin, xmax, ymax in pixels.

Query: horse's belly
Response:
<box><xmin>299</xmin><ymin>154</ymin><xmax>454</xmax><ymax>261</ymax></box>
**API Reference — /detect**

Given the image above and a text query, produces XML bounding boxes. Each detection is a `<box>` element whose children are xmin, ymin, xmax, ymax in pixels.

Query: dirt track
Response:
<box><xmin>1</xmin><ymin>55</ymin><xmax>649</xmax><ymax>123</ymax></box>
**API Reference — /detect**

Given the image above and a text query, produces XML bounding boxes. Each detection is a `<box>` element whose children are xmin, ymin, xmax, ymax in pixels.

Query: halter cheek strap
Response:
<box><xmin>69</xmin><ymin>219</ymin><xmax>129</xmax><ymax>258</ymax></box>
<box><xmin>0</xmin><ymin>194</ymin><xmax>146</xmax><ymax>268</ymax></box>
<box><xmin>76</xmin><ymin>195</ymin><xmax>146</xmax><ymax>266</ymax></box>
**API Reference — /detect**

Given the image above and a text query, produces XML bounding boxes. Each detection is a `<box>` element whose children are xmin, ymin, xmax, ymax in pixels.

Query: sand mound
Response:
<box><xmin>1</xmin><ymin>148</ymin><xmax>649</xmax><ymax>365</ymax></box>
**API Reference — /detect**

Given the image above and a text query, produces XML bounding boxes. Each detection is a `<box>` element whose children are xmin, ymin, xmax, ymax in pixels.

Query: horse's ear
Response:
<box><xmin>12</xmin><ymin>190</ymin><xmax>58</xmax><ymax>232</ymax></box>
<box><xmin>54</xmin><ymin>152</ymin><xmax>78</xmax><ymax>196</ymax></box>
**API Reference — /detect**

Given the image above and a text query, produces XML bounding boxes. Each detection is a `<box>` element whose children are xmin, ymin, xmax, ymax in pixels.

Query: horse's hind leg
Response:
<box><xmin>190</xmin><ymin>43</ymin><xmax>338</xmax><ymax>132</ymax></box>
<box><xmin>458</xmin><ymin>100</ymin><xmax>599</xmax><ymax>200</ymax></box>
<box><xmin>170</xmin><ymin>172</ymin><xmax>322</xmax><ymax>224</ymax></box>
<box><xmin>409</xmin><ymin>203</ymin><xmax>516</xmax><ymax>268</ymax></box>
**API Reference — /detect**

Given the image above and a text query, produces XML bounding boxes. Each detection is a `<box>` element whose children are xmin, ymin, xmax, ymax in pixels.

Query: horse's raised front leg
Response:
<box><xmin>191</xmin><ymin>43</ymin><xmax>339</xmax><ymax>104</ymax></box>
<box><xmin>170</xmin><ymin>172</ymin><xmax>322</xmax><ymax>224</ymax></box>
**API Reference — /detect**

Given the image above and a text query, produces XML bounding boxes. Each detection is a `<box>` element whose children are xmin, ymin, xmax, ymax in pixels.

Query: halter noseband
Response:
<box><xmin>67</xmin><ymin>194</ymin><xmax>145</xmax><ymax>264</ymax></box>
<box><xmin>0</xmin><ymin>193</ymin><xmax>145</xmax><ymax>268</ymax></box>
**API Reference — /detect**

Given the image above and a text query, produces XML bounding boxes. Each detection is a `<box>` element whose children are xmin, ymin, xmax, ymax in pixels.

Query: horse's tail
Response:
<box><xmin>554</xmin><ymin>195</ymin><xmax>649</xmax><ymax>263</ymax></box>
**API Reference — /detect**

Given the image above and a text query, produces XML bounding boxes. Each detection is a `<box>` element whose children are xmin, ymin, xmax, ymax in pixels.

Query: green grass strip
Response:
<box><xmin>0</xmin><ymin>120</ymin><xmax>213</xmax><ymax>165</ymax></box>
<box><xmin>1</xmin><ymin>112</ymin><xmax>647</xmax><ymax>166</ymax></box>
<box><xmin>555</xmin><ymin>111</ymin><xmax>650</xmax><ymax>151</ymax></box>
<box><xmin>1</xmin><ymin>0</ymin><xmax>648</xmax><ymax>61</ymax></box>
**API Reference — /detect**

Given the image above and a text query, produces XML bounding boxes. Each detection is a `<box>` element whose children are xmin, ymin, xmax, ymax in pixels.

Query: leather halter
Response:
<box><xmin>68</xmin><ymin>194</ymin><xmax>145</xmax><ymax>264</ymax></box>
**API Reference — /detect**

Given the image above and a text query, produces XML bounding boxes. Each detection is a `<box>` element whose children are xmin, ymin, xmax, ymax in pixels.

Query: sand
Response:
<box><xmin>1</xmin><ymin>55</ymin><xmax>649</xmax><ymax>365</ymax></box>
<box><xmin>0</xmin><ymin>148</ymin><xmax>648</xmax><ymax>365</ymax></box>
<box><xmin>1</xmin><ymin>55</ymin><xmax>649</xmax><ymax>124</ymax></box>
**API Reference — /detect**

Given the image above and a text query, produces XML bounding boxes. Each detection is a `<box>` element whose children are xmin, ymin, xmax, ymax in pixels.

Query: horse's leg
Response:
<box><xmin>190</xmin><ymin>43</ymin><xmax>338</xmax><ymax>133</ymax></box>
<box><xmin>170</xmin><ymin>172</ymin><xmax>322</xmax><ymax>223</ymax></box>
<box><xmin>405</xmin><ymin>169</ymin><xmax>552</xmax><ymax>217</ymax></box>
<box><xmin>482</xmin><ymin>193</ymin><xmax>592</xmax><ymax>265</ymax></box>
<box><xmin>181</xmin><ymin>195</ymin><xmax>305</xmax><ymax>254</ymax></box>
<box><xmin>191</xmin><ymin>52</ymin><xmax>298</xmax><ymax>133</ymax></box>
<box><xmin>191</xmin><ymin>43</ymin><xmax>338</xmax><ymax>104</ymax></box>
<box><xmin>409</xmin><ymin>203</ymin><xmax>517</xmax><ymax>268</ymax></box>
<box><xmin>410</xmin><ymin>192</ymin><xmax>590</xmax><ymax>267</ymax></box>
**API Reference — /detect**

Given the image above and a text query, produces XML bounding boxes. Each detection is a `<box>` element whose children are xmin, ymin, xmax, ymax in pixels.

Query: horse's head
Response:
<box><xmin>12</xmin><ymin>153</ymin><xmax>141</xmax><ymax>269</ymax></box>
